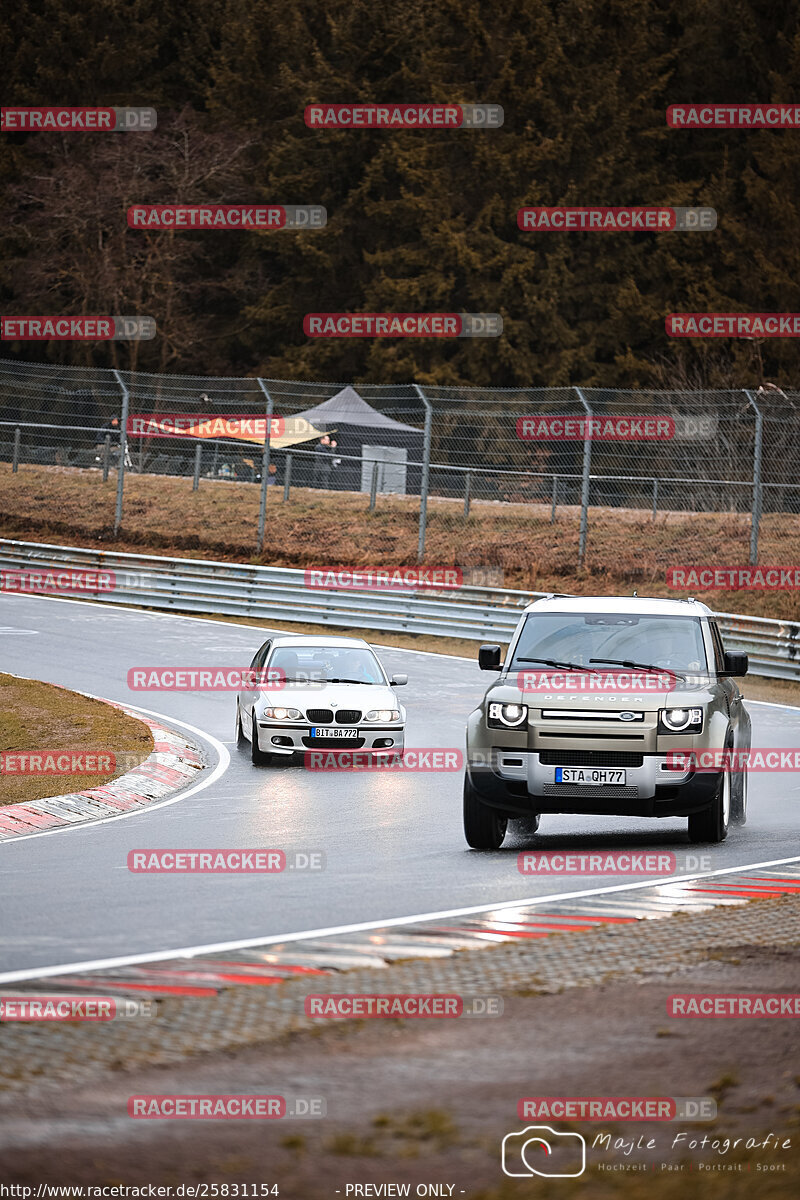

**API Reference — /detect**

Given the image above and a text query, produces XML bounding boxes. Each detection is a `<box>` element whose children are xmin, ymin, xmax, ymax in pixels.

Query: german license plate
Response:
<box><xmin>310</xmin><ymin>726</ymin><xmax>358</xmax><ymax>738</ymax></box>
<box><xmin>555</xmin><ymin>768</ymin><xmax>626</xmax><ymax>785</ymax></box>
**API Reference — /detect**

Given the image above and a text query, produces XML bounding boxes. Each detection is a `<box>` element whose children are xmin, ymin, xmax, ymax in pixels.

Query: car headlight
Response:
<box><xmin>658</xmin><ymin>707</ymin><xmax>704</xmax><ymax>734</ymax></box>
<box><xmin>365</xmin><ymin>708</ymin><xmax>401</xmax><ymax>722</ymax></box>
<box><xmin>487</xmin><ymin>701</ymin><xmax>528</xmax><ymax>729</ymax></box>
<box><xmin>262</xmin><ymin>707</ymin><xmax>302</xmax><ymax>721</ymax></box>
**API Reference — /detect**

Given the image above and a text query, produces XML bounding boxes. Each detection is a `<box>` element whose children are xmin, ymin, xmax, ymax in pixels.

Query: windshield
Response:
<box><xmin>508</xmin><ymin>613</ymin><xmax>708</xmax><ymax>675</ymax></box>
<box><xmin>266</xmin><ymin>645</ymin><xmax>385</xmax><ymax>685</ymax></box>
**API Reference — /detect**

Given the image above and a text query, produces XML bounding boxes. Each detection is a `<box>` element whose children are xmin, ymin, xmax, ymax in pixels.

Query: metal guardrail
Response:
<box><xmin>1</xmin><ymin>538</ymin><xmax>798</xmax><ymax>681</ymax></box>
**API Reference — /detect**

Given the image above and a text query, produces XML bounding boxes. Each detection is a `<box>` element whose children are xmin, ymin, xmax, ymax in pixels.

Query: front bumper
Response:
<box><xmin>255</xmin><ymin>722</ymin><xmax>405</xmax><ymax>758</ymax></box>
<box><xmin>467</xmin><ymin>749</ymin><xmax>721</xmax><ymax>818</ymax></box>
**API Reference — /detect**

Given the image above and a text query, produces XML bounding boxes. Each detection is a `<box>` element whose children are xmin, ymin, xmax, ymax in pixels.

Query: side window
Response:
<box><xmin>250</xmin><ymin>640</ymin><xmax>271</xmax><ymax>673</ymax></box>
<box><xmin>708</xmin><ymin>623</ymin><xmax>726</xmax><ymax>673</ymax></box>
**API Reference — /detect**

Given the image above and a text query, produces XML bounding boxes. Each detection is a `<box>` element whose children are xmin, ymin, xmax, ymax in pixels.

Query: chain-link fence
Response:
<box><xmin>0</xmin><ymin>360</ymin><xmax>798</xmax><ymax>578</ymax></box>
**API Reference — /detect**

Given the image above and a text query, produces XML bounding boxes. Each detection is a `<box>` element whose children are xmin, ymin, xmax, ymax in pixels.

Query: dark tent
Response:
<box><xmin>288</xmin><ymin>386</ymin><xmax>424</xmax><ymax>494</ymax></box>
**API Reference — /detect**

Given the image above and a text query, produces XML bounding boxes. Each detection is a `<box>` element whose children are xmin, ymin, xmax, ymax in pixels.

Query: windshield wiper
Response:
<box><xmin>326</xmin><ymin>677</ymin><xmax>375</xmax><ymax>684</ymax></box>
<box><xmin>516</xmin><ymin>657</ymin><xmax>602</xmax><ymax>673</ymax></box>
<box><xmin>589</xmin><ymin>657</ymin><xmax>685</xmax><ymax>681</ymax></box>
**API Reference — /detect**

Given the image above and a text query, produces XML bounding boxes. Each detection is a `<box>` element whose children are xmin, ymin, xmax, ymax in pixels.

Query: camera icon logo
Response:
<box><xmin>501</xmin><ymin>1125</ymin><xmax>586</xmax><ymax>1178</ymax></box>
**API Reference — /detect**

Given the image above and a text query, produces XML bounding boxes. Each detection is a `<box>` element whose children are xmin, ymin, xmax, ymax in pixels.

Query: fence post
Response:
<box><xmin>413</xmin><ymin>383</ymin><xmax>433</xmax><ymax>562</ymax></box>
<box><xmin>463</xmin><ymin>470</ymin><xmax>472</xmax><ymax>518</ymax></box>
<box><xmin>744</xmin><ymin>390</ymin><xmax>763</xmax><ymax>565</ymax></box>
<box><xmin>652</xmin><ymin>478</ymin><xmax>658</xmax><ymax>521</ymax></box>
<box><xmin>368</xmin><ymin>461</ymin><xmax>379</xmax><ymax>511</ymax></box>
<box><xmin>192</xmin><ymin>443</ymin><xmax>203</xmax><ymax>491</ymax></box>
<box><xmin>111</xmin><ymin>369</ymin><xmax>130</xmax><ymax>536</ymax></box>
<box><xmin>102</xmin><ymin>434</ymin><xmax>111</xmax><ymax>482</ymax></box>
<box><xmin>256</xmin><ymin>379</ymin><xmax>274</xmax><ymax>553</ymax></box>
<box><xmin>574</xmin><ymin>387</ymin><xmax>593</xmax><ymax>565</ymax></box>
<box><xmin>550</xmin><ymin>474</ymin><xmax>558</xmax><ymax>523</ymax></box>
<box><xmin>12</xmin><ymin>427</ymin><xmax>21</xmax><ymax>473</ymax></box>
<box><xmin>283</xmin><ymin>453</ymin><xmax>292</xmax><ymax>501</ymax></box>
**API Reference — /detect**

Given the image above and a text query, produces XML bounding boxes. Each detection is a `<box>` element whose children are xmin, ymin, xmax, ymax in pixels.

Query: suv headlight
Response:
<box><xmin>658</xmin><ymin>707</ymin><xmax>704</xmax><ymax>734</ymax></box>
<box><xmin>487</xmin><ymin>701</ymin><xmax>528</xmax><ymax>729</ymax></box>
<box><xmin>262</xmin><ymin>707</ymin><xmax>302</xmax><ymax>721</ymax></box>
<box><xmin>365</xmin><ymin>708</ymin><xmax>401</xmax><ymax>722</ymax></box>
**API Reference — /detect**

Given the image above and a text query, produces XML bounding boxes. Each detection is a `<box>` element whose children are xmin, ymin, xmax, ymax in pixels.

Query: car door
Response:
<box><xmin>710</xmin><ymin>621</ymin><xmax>749</xmax><ymax>752</ymax></box>
<box><xmin>240</xmin><ymin>640</ymin><xmax>271</xmax><ymax>735</ymax></box>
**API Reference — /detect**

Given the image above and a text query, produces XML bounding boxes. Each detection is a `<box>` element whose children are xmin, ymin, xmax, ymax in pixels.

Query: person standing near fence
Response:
<box><xmin>94</xmin><ymin>415</ymin><xmax>130</xmax><ymax>467</ymax></box>
<box><xmin>96</xmin><ymin>415</ymin><xmax>121</xmax><ymax>449</ymax></box>
<box><xmin>313</xmin><ymin>434</ymin><xmax>336</xmax><ymax>488</ymax></box>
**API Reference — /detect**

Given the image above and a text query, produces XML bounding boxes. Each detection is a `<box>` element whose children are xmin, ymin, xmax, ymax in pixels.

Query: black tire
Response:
<box><xmin>250</xmin><ymin>711</ymin><xmax>272</xmax><ymax>766</ymax></box>
<box><xmin>688</xmin><ymin>763</ymin><xmax>730</xmax><ymax>844</ymax></box>
<box><xmin>463</xmin><ymin>774</ymin><xmax>508</xmax><ymax>849</ymax></box>
<box><xmin>730</xmin><ymin>760</ymin><xmax>748</xmax><ymax>826</ymax></box>
<box><xmin>235</xmin><ymin>703</ymin><xmax>248</xmax><ymax>750</ymax></box>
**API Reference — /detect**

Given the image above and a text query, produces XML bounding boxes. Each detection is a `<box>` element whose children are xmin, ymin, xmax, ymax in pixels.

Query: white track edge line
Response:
<box><xmin>1</xmin><ymin>853</ymin><xmax>798</xmax><ymax>984</ymax></box>
<box><xmin>0</xmin><ymin>704</ymin><xmax>229</xmax><ymax>845</ymax></box>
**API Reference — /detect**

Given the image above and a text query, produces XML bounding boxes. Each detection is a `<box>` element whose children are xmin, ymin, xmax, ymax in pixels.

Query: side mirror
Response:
<box><xmin>390</xmin><ymin>673</ymin><xmax>408</xmax><ymax>686</ymax></box>
<box><xmin>478</xmin><ymin>644</ymin><xmax>502</xmax><ymax>671</ymax></box>
<box><xmin>722</xmin><ymin>651</ymin><xmax>749</xmax><ymax>677</ymax></box>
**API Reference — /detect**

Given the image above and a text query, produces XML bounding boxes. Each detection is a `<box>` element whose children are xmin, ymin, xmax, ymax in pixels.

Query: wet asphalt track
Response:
<box><xmin>1</xmin><ymin>593</ymin><xmax>798</xmax><ymax>974</ymax></box>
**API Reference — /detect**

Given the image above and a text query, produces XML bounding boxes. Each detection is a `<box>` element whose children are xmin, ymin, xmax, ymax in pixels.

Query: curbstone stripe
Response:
<box><xmin>0</xmin><ymin>708</ymin><xmax>204</xmax><ymax>840</ymax></box>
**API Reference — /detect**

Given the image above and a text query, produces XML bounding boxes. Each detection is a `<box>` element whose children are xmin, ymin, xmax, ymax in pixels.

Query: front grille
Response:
<box><xmin>542</xmin><ymin>784</ymin><xmax>639</xmax><ymax>798</ymax></box>
<box><xmin>335</xmin><ymin>709</ymin><xmax>362</xmax><ymax>724</ymax></box>
<box><xmin>301</xmin><ymin>736</ymin><xmax>365</xmax><ymax>749</ymax></box>
<box><xmin>539</xmin><ymin>732</ymin><xmax>645</xmax><ymax>741</ymax></box>
<box><xmin>541</xmin><ymin>710</ymin><xmax>645</xmax><ymax>720</ymax></box>
<box><xmin>539</xmin><ymin>751</ymin><xmax>644</xmax><ymax>767</ymax></box>
<box><xmin>306</xmin><ymin>708</ymin><xmax>333</xmax><ymax>724</ymax></box>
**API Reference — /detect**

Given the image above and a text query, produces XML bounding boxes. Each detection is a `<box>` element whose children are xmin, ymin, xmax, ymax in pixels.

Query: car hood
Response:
<box><xmin>488</xmin><ymin>676</ymin><xmax>717</xmax><ymax>708</ymax></box>
<box><xmin>258</xmin><ymin>681</ymin><xmax>399</xmax><ymax>714</ymax></box>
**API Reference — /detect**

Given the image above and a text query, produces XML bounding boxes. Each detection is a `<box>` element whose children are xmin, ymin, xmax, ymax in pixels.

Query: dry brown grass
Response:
<box><xmin>1</xmin><ymin>462</ymin><xmax>799</xmax><ymax>620</ymax></box>
<box><xmin>0</xmin><ymin>672</ymin><xmax>153</xmax><ymax>805</ymax></box>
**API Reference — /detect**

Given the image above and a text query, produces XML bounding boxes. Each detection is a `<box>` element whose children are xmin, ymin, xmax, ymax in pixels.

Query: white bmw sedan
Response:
<box><xmin>235</xmin><ymin>635</ymin><xmax>407</xmax><ymax>765</ymax></box>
